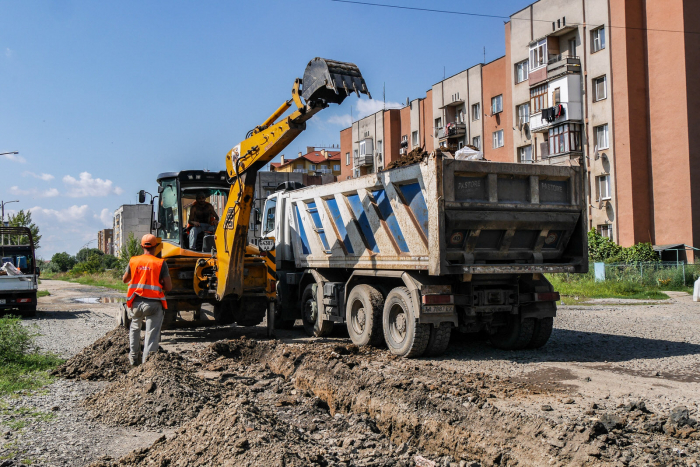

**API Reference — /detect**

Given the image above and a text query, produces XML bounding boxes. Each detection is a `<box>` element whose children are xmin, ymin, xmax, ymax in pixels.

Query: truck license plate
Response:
<box><xmin>0</xmin><ymin>299</ymin><xmax>5</xmax><ymax>304</ymax></box>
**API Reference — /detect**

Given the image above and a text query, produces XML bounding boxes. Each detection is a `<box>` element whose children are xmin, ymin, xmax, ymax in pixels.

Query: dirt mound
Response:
<box><xmin>385</xmin><ymin>147</ymin><xmax>428</xmax><ymax>170</ymax></box>
<box><xmin>83</xmin><ymin>352</ymin><xmax>222</xmax><ymax>428</ymax></box>
<box><xmin>52</xmin><ymin>327</ymin><xmax>131</xmax><ymax>381</ymax></box>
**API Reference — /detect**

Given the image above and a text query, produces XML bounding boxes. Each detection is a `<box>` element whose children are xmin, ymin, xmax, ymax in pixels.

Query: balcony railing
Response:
<box><xmin>438</xmin><ymin>122</ymin><xmax>466</xmax><ymax>140</ymax></box>
<box><xmin>546</xmin><ymin>56</ymin><xmax>581</xmax><ymax>75</ymax></box>
<box><xmin>354</xmin><ymin>154</ymin><xmax>373</xmax><ymax>167</ymax></box>
<box><xmin>293</xmin><ymin>169</ymin><xmax>306</xmax><ymax>173</ymax></box>
<box><xmin>316</xmin><ymin>168</ymin><xmax>332</xmax><ymax>174</ymax></box>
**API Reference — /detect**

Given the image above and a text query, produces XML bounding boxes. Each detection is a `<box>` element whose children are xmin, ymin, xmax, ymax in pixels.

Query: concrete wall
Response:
<box><xmin>113</xmin><ymin>204</ymin><xmax>152</xmax><ymax>257</ymax></box>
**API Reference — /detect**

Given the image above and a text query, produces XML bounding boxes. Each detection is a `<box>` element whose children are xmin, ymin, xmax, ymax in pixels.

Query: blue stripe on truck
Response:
<box><xmin>371</xmin><ymin>189</ymin><xmax>409</xmax><ymax>253</ymax></box>
<box><xmin>324</xmin><ymin>198</ymin><xmax>354</xmax><ymax>254</ymax></box>
<box><xmin>398</xmin><ymin>183</ymin><xmax>429</xmax><ymax>239</ymax></box>
<box><xmin>306</xmin><ymin>202</ymin><xmax>331</xmax><ymax>253</ymax></box>
<box><xmin>294</xmin><ymin>204</ymin><xmax>311</xmax><ymax>255</ymax></box>
<box><xmin>346</xmin><ymin>194</ymin><xmax>380</xmax><ymax>253</ymax></box>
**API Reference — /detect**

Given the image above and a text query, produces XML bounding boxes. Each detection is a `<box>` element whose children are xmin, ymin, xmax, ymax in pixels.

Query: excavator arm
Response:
<box><xmin>210</xmin><ymin>58</ymin><xmax>370</xmax><ymax>300</ymax></box>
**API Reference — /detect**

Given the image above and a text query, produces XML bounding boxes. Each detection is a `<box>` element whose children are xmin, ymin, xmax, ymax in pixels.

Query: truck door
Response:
<box><xmin>261</xmin><ymin>195</ymin><xmax>278</xmax><ymax>241</ymax></box>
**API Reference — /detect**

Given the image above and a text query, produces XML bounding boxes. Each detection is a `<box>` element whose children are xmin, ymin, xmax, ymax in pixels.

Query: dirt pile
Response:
<box><xmin>386</xmin><ymin>147</ymin><xmax>436</xmax><ymax>170</ymax></box>
<box><xmin>88</xmin><ymin>337</ymin><xmax>700</xmax><ymax>466</ymax></box>
<box><xmin>52</xmin><ymin>327</ymin><xmax>131</xmax><ymax>381</ymax></box>
<box><xmin>83</xmin><ymin>351</ymin><xmax>222</xmax><ymax>428</ymax></box>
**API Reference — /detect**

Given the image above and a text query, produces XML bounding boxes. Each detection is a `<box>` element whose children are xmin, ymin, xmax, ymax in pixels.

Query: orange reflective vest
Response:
<box><xmin>127</xmin><ymin>254</ymin><xmax>168</xmax><ymax>309</ymax></box>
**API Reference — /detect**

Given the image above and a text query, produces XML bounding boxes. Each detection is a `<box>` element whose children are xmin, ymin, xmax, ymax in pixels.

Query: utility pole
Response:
<box><xmin>1</xmin><ymin>199</ymin><xmax>20</xmax><ymax>245</ymax></box>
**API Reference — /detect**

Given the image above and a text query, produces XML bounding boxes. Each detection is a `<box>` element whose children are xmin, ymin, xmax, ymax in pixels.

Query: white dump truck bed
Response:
<box><xmin>274</xmin><ymin>153</ymin><xmax>587</xmax><ymax>276</ymax></box>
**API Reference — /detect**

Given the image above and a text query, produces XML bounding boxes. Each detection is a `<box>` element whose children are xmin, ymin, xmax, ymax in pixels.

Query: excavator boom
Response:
<box><xmin>210</xmin><ymin>58</ymin><xmax>370</xmax><ymax>300</ymax></box>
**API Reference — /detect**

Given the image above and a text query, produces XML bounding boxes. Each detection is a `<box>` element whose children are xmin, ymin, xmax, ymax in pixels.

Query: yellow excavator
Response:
<box><xmin>120</xmin><ymin>58</ymin><xmax>369</xmax><ymax>331</ymax></box>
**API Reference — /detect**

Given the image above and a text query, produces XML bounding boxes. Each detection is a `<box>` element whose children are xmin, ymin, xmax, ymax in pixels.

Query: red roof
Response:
<box><xmin>272</xmin><ymin>150</ymin><xmax>340</xmax><ymax>170</ymax></box>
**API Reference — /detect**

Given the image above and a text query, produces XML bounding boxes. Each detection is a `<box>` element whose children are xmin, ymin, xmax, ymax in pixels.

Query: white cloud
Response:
<box><xmin>2</xmin><ymin>153</ymin><xmax>26</xmax><ymax>163</ymax></box>
<box><xmin>96</xmin><ymin>208</ymin><xmax>113</xmax><ymax>227</ymax></box>
<box><xmin>327</xmin><ymin>98</ymin><xmax>404</xmax><ymax>126</ymax></box>
<box><xmin>23</xmin><ymin>171</ymin><xmax>54</xmax><ymax>181</ymax></box>
<box><xmin>9</xmin><ymin>186</ymin><xmax>60</xmax><ymax>198</ymax></box>
<box><xmin>63</xmin><ymin>172</ymin><xmax>123</xmax><ymax>197</ymax></box>
<box><xmin>5</xmin><ymin>48</ymin><xmax>12</xmax><ymax>58</ymax></box>
<box><xmin>29</xmin><ymin>205</ymin><xmax>90</xmax><ymax>223</ymax></box>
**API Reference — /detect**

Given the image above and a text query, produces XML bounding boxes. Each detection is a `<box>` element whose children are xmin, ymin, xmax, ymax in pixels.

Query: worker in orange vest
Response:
<box><xmin>122</xmin><ymin>234</ymin><xmax>172</xmax><ymax>365</ymax></box>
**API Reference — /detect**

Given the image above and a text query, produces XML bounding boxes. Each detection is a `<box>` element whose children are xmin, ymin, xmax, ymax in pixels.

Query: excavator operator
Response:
<box><xmin>188</xmin><ymin>192</ymin><xmax>219</xmax><ymax>250</ymax></box>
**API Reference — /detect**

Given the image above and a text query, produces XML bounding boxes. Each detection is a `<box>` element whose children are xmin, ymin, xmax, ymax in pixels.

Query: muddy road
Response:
<box><xmin>2</xmin><ymin>280</ymin><xmax>699</xmax><ymax>466</ymax></box>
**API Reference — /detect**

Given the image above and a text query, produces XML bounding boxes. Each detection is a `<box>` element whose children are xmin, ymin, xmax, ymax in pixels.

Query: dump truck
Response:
<box><xmin>261</xmin><ymin>153</ymin><xmax>588</xmax><ymax>357</ymax></box>
<box><xmin>0</xmin><ymin>227</ymin><xmax>40</xmax><ymax>316</ymax></box>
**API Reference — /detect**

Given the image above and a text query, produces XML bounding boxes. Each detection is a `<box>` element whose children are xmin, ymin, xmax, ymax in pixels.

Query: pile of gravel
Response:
<box><xmin>82</xmin><ymin>352</ymin><xmax>222</xmax><ymax>428</ymax></box>
<box><xmin>52</xmin><ymin>327</ymin><xmax>131</xmax><ymax>381</ymax></box>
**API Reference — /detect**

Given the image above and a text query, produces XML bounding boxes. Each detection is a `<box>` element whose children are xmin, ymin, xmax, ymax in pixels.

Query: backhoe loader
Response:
<box><xmin>120</xmin><ymin>58</ymin><xmax>370</xmax><ymax>330</ymax></box>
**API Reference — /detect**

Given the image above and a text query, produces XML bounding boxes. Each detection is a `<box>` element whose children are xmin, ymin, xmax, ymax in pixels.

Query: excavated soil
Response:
<box><xmin>82</xmin><ymin>351</ymin><xmax>223</xmax><ymax>428</ymax></box>
<box><xmin>84</xmin><ymin>337</ymin><xmax>700</xmax><ymax>466</ymax></box>
<box><xmin>386</xmin><ymin>148</ymin><xmax>431</xmax><ymax>170</ymax></box>
<box><xmin>52</xmin><ymin>327</ymin><xmax>132</xmax><ymax>381</ymax></box>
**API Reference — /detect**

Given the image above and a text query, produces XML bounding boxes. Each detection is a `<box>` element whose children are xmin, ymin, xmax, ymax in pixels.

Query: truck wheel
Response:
<box><xmin>424</xmin><ymin>323</ymin><xmax>452</xmax><ymax>357</ymax></box>
<box><xmin>301</xmin><ymin>284</ymin><xmax>333</xmax><ymax>337</ymax></box>
<box><xmin>162</xmin><ymin>310</ymin><xmax>177</xmax><ymax>330</ymax></box>
<box><xmin>526</xmin><ymin>317</ymin><xmax>553</xmax><ymax>349</ymax></box>
<box><xmin>346</xmin><ymin>284</ymin><xmax>384</xmax><ymax>347</ymax></box>
<box><xmin>490</xmin><ymin>317</ymin><xmax>535</xmax><ymax>350</ymax></box>
<box><xmin>382</xmin><ymin>287</ymin><xmax>430</xmax><ymax>358</ymax></box>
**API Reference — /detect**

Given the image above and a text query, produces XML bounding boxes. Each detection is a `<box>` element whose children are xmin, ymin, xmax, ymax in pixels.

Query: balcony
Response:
<box><xmin>354</xmin><ymin>154</ymin><xmax>373</xmax><ymax>167</ymax></box>
<box><xmin>316</xmin><ymin>168</ymin><xmax>332</xmax><ymax>175</ymax></box>
<box><xmin>530</xmin><ymin>56</ymin><xmax>580</xmax><ymax>86</ymax></box>
<box><xmin>438</xmin><ymin>122</ymin><xmax>466</xmax><ymax>140</ymax></box>
<box><xmin>293</xmin><ymin>169</ymin><xmax>306</xmax><ymax>173</ymax></box>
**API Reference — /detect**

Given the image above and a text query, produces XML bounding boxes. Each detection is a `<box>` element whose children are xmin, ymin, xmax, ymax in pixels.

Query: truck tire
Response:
<box><xmin>382</xmin><ymin>287</ymin><xmax>430</xmax><ymax>358</ymax></box>
<box><xmin>424</xmin><ymin>323</ymin><xmax>452</xmax><ymax>357</ymax></box>
<box><xmin>490</xmin><ymin>317</ymin><xmax>535</xmax><ymax>350</ymax></box>
<box><xmin>526</xmin><ymin>317</ymin><xmax>554</xmax><ymax>349</ymax></box>
<box><xmin>346</xmin><ymin>284</ymin><xmax>384</xmax><ymax>347</ymax></box>
<box><xmin>301</xmin><ymin>284</ymin><xmax>333</xmax><ymax>337</ymax></box>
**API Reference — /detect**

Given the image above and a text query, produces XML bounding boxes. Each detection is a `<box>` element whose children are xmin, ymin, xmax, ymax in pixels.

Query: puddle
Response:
<box><xmin>72</xmin><ymin>297</ymin><xmax>126</xmax><ymax>304</ymax></box>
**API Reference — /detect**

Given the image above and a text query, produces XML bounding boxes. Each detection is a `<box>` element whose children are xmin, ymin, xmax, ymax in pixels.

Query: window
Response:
<box><xmin>597</xmin><ymin>224</ymin><xmax>613</xmax><ymax>239</ymax></box>
<box><xmin>412</xmin><ymin>131</ymin><xmax>418</xmax><ymax>147</ymax></box>
<box><xmin>296</xmin><ymin>164</ymin><xmax>303</xmax><ymax>170</ymax></box>
<box><xmin>492</xmin><ymin>130</ymin><xmax>504</xmax><ymax>149</ymax></box>
<box><xmin>434</xmin><ymin>117</ymin><xmax>442</xmax><ymax>129</ymax></box>
<box><xmin>553</xmin><ymin>87</ymin><xmax>561</xmax><ymax>106</ymax></box>
<box><xmin>594</xmin><ymin>124</ymin><xmax>609</xmax><ymax>150</ymax></box>
<box><xmin>529</xmin><ymin>39</ymin><xmax>547</xmax><ymax>70</ymax></box>
<box><xmin>472</xmin><ymin>136</ymin><xmax>481</xmax><ymax>149</ymax></box>
<box><xmin>491</xmin><ymin>95</ymin><xmax>503</xmax><ymax>114</ymax></box>
<box><xmin>345</xmin><ymin>152</ymin><xmax>350</xmax><ymax>165</ymax></box>
<box><xmin>309</xmin><ymin>164</ymin><xmax>316</xmax><ymax>170</ymax></box>
<box><xmin>596</xmin><ymin>175</ymin><xmax>611</xmax><ymax>200</ymax></box>
<box><xmin>547</xmin><ymin>123</ymin><xmax>582</xmax><ymax>156</ymax></box>
<box><xmin>530</xmin><ymin>84</ymin><xmax>548</xmax><ymax>113</ymax></box>
<box><xmin>471</xmin><ymin>103</ymin><xmax>481</xmax><ymax>121</ymax></box>
<box><xmin>353</xmin><ymin>149</ymin><xmax>358</xmax><ymax>165</ymax></box>
<box><xmin>376</xmin><ymin>140</ymin><xmax>382</xmax><ymax>158</ymax></box>
<box><xmin>517</xmin><ymin>103</ymin><xmax>530</xmax><ymax>126</ymax></box>
<box><xmin>359</xmin><ymin>138</ymin><xmax>373</xmax><ymax>156</ymax></box>
<box><xmin>592</xmin><ymin>27</ymin><xmax>606</xmax><ymax>53</ymax></box>
<box><xmin>515</xmin><ymin>60</ymin><xmax>529</xmax><ymax>83</ymax></box>
<box><xmin>593</xmin><ymin>76</ymin><xmax>607</xmax><ymax>101</ymax></box>
<box><xmin>333</xmin><ymin>164</ymin><xmax>340</xmax><ymax>171</ymax></box>
<box><xmin>568</xmin><ymin>38</ymin><xmax>576</xmax><ymax>56</ymax></box>
<box><xmin>518</xmin><ymin>145</ymin><xmax>533</xmax><ymax>163</ymax></box>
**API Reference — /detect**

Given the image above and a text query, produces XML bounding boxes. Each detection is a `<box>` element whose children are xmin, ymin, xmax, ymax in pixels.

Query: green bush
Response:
<box><xmin>49</xmin><ymin>252</ymin><xmax>77</xmax><ymax>272</ymax></box>
<box><xmin>71</xmin><ymin>253</ymin><xmax>104</xmax><ymax>275</ymax></box>
<box><xmin>102</xmin><ymin>254</ymin><xmax>119</xmax><ymax>270</ymax></box>
<box><xmin>76</xmin><ymin>247</ymin><xmax>104</xmax><ymax>263</ymax></box>
<box><xmin>0</xmin><ymin>316</ymin><xmax>38</xmax><ymax>363</ymax></box>
<box><xmin>588</xmin><ymin>229</ymin><xmax>659</xmax><ymax>263</ymax></box>
<box><xmin>117</xmin><ymin>232</ymin><xmax>142</xmax><ymax>272</ymax></box>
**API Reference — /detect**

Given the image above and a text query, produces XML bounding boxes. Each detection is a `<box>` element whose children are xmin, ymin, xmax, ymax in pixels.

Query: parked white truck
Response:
<box><xmin>261</xmin><ymin>153</ymin><xmax>587</xmax><ymax>357</ymax></box>
<box><xmin>0</xmin><ymin>227</ymin><xmax>40</xmax><ymax>317</ymax></box>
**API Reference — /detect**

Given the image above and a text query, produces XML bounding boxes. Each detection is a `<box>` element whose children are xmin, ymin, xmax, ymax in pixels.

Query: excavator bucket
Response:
<box><xmin>302</xmin><ymin>58</ymin><xmax>371</xmax><ymax>106</ymax></box>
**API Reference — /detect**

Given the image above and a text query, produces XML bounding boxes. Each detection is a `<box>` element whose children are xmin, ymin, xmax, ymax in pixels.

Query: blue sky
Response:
<box><xmin>1</xmin><ymin>0</ymin><xmax>532</xmax><ymax>258</ymax></box>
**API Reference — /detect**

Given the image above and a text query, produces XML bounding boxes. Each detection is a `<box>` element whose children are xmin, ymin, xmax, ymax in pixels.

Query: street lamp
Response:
<box><xmin>1</xmin><ymin>200</ymin><xmax>19</xmax><ymax>245</ymax></box>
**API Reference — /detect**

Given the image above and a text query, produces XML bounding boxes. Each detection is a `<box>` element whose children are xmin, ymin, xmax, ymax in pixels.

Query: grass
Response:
<box><xmin>0</xmin><ymin>404</ymin><xmax>56</xmax><ymax>431</ymax></box>
<box><xmin>36</xmin><ymin>290</ymin><xmax>50</xmax><ymax>298</ymax></box>
<box><xmin>0</xmin><ymin>316</ymin><xmax>64</xmax><ymax>397</ymax></box>
<box><xmin>41</xmin><ymin>271</ymin><xmax>127</xmax><ymax>292</ymax></box>
<box><xmin>547</xmin><ymin>274</ymin><xmax>670</xmax><ymax>302</ymax></box>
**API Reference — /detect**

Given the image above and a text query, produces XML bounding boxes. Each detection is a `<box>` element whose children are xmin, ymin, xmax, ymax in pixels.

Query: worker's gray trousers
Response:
<box><xmin>189</xmin><ymin>223</ymin><xmax>213</xmax><ymax>250</ymax></box>
<box><xmin>128</xmin><ymin>299</ymin><xmax>164</xmax><ymax>365</ymax></box>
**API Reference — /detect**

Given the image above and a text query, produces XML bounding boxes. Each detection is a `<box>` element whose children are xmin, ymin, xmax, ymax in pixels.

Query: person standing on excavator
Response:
<box><xmin>122</xmin><ymin>234</ymin><xmax>172</xmax><ymax>365</ymax></box>
<box><xmin>188</xmin><ymin>192</ymin><xmax>219</xmax><ymax>250</ymax></box>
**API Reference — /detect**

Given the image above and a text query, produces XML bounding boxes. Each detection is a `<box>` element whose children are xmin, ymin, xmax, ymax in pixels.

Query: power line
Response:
<box><xmin>330</xmin><ymin>0</ymin><xmax>699</xmax><ymax>35</ymax></box>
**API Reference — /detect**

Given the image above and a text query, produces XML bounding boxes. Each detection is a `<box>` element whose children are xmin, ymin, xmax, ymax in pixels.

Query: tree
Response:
<box><xmin>76</xmin><ymin>247</ymin><xmax>104</xmax><ymax>263</ymax></box>
<box><xmin>117</xmin><ymin>232</ymin><xmax>142</xmax><ymax>272</ymax></box>
<box><xmin>50</xmin><ymin>252</ymin><xmax>77</xmax><ymax>272</ymax></box>
<box><xmin>101</xmin><ymin>254</ymin><xmax>119</xmax><ymax>270</ymax></box>
<box><xmin>6</xmin><ymin>210</ymin><xmax>41</xmax><ymax>248</ymax></box>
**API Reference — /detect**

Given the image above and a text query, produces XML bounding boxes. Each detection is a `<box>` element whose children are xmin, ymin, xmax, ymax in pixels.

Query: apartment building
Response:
<box><xmin>506</xmin><ymin>0</ymin><xmax>699</xmax><ymax>254</ymax></box>
<box><xmin>113</xmin><ymin>204</ymin><xmax>152</xmax><ymax>257</ymax></box>
<box><xmin>97</xmin><ymin>229</ymin><xmax>113</xmax><ymax>255</ymax></box>
<box><xmin>270</xmin><ymin>148</ymin><xmax>341</xmax><ymax>177</ymax></box>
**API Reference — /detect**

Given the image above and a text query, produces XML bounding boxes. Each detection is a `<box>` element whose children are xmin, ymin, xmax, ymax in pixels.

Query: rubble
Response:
<box><xmin>51</xmin><ymin>327</ymin><xmax>131</xmax><ymax>381</ymax></box>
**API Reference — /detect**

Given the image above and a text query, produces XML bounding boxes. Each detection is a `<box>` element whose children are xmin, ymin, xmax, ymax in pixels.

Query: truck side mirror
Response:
<box><xmin>254</xmin><ymin>208</ymin><xmax>262</xmax><ymax>225</ymax></box>
<box><xmin>138</xmin><ymin>190</ymin><xmax>146</xmax><ymax>203</ymax></box>
<box><xmin>152</xmin><ymin>219</ymin><xmax>161</xmax><ymax>231</ymax></box>
<box><xmin>35</xmin><ymin>267</ymin><xmax>41</xmax><ymax>276</ymax></box>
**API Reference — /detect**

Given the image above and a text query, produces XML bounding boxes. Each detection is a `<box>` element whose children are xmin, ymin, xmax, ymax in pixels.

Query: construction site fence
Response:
<box><xmin>592</xmin><ymin>262</ymin><xmax>700</xmax><ymax>287</ymax></box>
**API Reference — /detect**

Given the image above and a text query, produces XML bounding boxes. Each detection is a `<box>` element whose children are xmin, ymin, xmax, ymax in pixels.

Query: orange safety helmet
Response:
<box><xmin>141</xmin><ymin>234</ymin><xmax>160</xmax><ymax>248</ymax></box>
